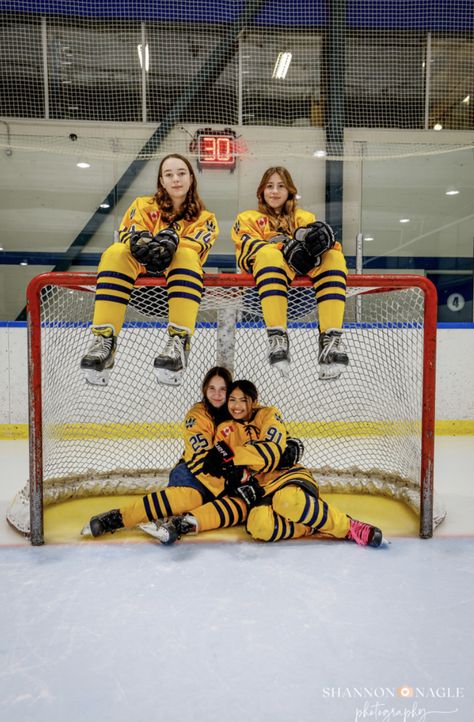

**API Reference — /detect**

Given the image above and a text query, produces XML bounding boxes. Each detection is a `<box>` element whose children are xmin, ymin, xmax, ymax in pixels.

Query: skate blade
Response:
<box><xmin>138</xmin><ymin>521</ymin><xmax>164</xmax><ymax>540</ymax></box>
<box><xmin>318</xmin><ymin>363</ymin><xmax>346</xmax><ymax>380</ymax></box>
<box><xmin>138</xmin><ymin>522</ymin><xmax>175</xmax><ymax>544</ymax></box>
<box><xmin>83</xmin><ymin>368</ymin><xmax>112</xmax><ymax>386</ymax></box>
<box><xmin>154</xmin><ymin>367</ymin><xmax>184</xmax><ymax>386</ymax></box>
<box><xmin>271</xmin><ymin>360</ymin><xmax>291</xmax><ymax>379</ymax></box>
<box><xmin>81</xmin><ymin>523</ymin><xmax>92</xmax><ymax>536</ymax></box>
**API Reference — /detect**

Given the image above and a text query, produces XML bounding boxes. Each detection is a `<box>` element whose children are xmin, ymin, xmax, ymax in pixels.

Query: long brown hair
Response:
<box><xmin>201</xmin><ymin>366</ymin><xmax>233</xmax><ymax>423</ymax></box>
<box><xmin>155</xmin><ymin>154</ymin><xmax>205</xmax><ymax>224</ymax></box>
<box><xmin>256</xmin><ymin>166</ymin><xmax>298</xmax><ymax>235</ymax></box>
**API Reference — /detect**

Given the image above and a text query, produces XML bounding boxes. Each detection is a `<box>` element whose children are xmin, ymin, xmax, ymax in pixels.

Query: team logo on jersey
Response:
<box><xmin>257</xmin><ymin>217</ymin><xmax>267</xmax><ymax>228</ymax></box>
<box><xmin>221</xmin><ymin>424</ymin><xmax>234</xmax><ymax>437</ymax></box>
<box><xmin>206</xmin><ymin>219</ymin><xmax>215</xmax><ymax>232</ymax></box>
<box><xmin>185</xmin><ymin>417</ymin><xmax>196</xmax><ymax>429</ymax></box>
<box><xmin>149</xmin><ymin>211</ymin><xmax>158</xmax><ymax>222</ymax></box>
<box><xmin>233</xmin><ymin>220</ymin><xmax>240</xmax><ymax>233</ymax></box>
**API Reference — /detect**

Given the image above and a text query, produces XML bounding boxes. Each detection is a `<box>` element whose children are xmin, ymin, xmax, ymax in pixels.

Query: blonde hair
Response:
<box><xmin>155</xmin><ymin>154</ymin><xmax>205</xmax><ymax>224</ymax></box>
<box><xmin>256</xmin><ymin>166</ymin><xmax>298</xmax><ymax>235</ymax></box>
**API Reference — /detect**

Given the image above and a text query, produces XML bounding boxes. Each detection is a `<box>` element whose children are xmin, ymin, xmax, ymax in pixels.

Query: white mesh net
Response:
<box><xmin>1</xmin><ymin>0</ymin><xmax>472</xmax><ymax>160</ymax></box>
<box><xmin>7</xmin><ymin>273</ymin><xmax>444</xmax><ymax>536</ymax></box>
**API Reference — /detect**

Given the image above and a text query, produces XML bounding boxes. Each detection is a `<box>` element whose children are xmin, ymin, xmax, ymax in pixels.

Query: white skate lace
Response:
<box><xmin>319</xmin><ymin>332</ymin><xmax>341</xmax><ymax>362</ymax></box>
<box><xmin>87</xmin><ymin>335</ymin><xmax>113</xmax><ymax>361</ymax></box>
<box><xmin>269</xmin><ymin>333</ymin><xmax>288</xmax><ymax>355</ymax></box>
<box><xmin>160</xmin><ymin>334</ymin><xmax>186</xmax><ymax>363</ymax></box>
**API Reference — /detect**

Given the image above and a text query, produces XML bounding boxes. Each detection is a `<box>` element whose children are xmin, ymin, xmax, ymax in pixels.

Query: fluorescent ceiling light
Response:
<box><xmin>137</xmin><ymin>43</ymin><xmax>149</xmax><ymax>72</ymax></box>
<box><xmin>313</xmin><ymin>150</ymin><xmax>327</xmax><ymax>157</ymax></box>
<box><xmin>433</xmin><ymin>123</ymin><xmax>443</xmax><ymax>130</ymax></box>
<box><xmin>399</xmin><ymin>218</ymin><xmax>410</xmax><ymax>223</ymax></box>
<box><xmin>100</xmin><ymin>202</ymin><xmax>110</xmax><ymax>209</ymax></box>
<box><xmin>76</xmin><ymin>162</ymin><xmax>90</xmax><ymax>169</ymax></box>
<box><xmin>445</xmin><ymin>189</ymin><xmax>459</xmax><ymax>196</ymax></box>
<box><xmin>364</xmin><ymin>236</ymin><xmax>374</xmax><ymax>241</ymax></box>
<box><xmin>272</xmin><ymin>52</ymin><xmax>292</xmax><ymax>80</ymax></box>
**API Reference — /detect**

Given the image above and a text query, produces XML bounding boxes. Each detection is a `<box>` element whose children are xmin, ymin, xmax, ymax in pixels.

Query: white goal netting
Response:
<box><xmin>1</xmin><ymin>0</ymin><xmax>473</xmax><ymax>160</ymax></box>
<box><xmin>7</xmin><ymin>272</ymin><xmax>443</xmax><ymax>540</ymax></box>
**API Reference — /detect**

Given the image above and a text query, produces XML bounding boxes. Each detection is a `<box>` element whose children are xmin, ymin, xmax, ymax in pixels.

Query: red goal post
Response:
<box><xmin>21</xmin><ymin>272</ymin><xmax>439</xmax><ymax>545</ymax></box>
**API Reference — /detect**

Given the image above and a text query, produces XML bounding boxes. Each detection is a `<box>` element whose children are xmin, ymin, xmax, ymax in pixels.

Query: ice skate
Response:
<box><xmin>346</xmin><ymin>518</ymin><xmax>383</xmax><ymax>547</ymax></box>
<box><xmin>80</xmin><ymin>325</ymin><xmax>117</xmax><ymax>386</ymax></box>
<box><xmin>140</xmin><ymin>514</ymin><xmax>198</xmax><ymax>545</ymax></box>
<box><xmin>154</xmin><ymin>325</ymin><xmax>190</xmax><ymax>386</ymax></box>
<box><xmin>267</xmin><ymin>328</ymin><xmax>290</xmax><ymax>378</ymax></box>
<box><xmin>318</xmin><ymin>328</ymin><xmax>349</xmax><ymax>380</ymax></box>
<box><xmin>82</xmin><ymin>509</ymin><xmax>124</xmax><ymax>537</ymax></box>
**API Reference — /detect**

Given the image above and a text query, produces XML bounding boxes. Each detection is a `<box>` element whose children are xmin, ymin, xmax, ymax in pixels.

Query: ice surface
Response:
<box><xmin>1</xmin><ymin>539</ymin><xmax>473</xmax><ymax>722</ymax></box>
<box><xmin>1</xmin><ymin>438</ymin><xmax>474</xmax><ymax>722</ymax></box>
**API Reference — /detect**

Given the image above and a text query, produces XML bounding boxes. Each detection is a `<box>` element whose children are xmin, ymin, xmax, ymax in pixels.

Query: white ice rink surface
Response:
<box><xmin>1</xmin><ymin>438</ymin><xmax>473</xmax><ymax>722</ymax></box>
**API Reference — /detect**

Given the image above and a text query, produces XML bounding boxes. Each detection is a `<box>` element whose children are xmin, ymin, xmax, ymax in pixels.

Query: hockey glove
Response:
<box><xmin>202</xmin><ymin>440</ymin><xmax>235</xmax><ymax>478</ymax></box>
<box><xmin>225</xmin><ymin>476</ymin><xmax>264</xmax><ymax>507</ymax></box>
<box><xmin>130</xmin><ymin>231</ymin><xmax>155</xmax><ymax>264</ymax></box>
<box><xmin>277</xmin><ymin>437</ymin><xmax>305</xmax><ymax>469</ymax></box>
<box><xmin>147</xmin><ymin>228</ymin><xmax>179</xmax><ymax>273</ymax></box>
<box><xmin>283</xmin><ymin>221</ymin><xmax>335</xmax><ymax>275</ymax></box>
<box><xmin>294</xmin><ymin>221</ymin><xmax>335</xmax><ymax>256</ymax></box>
<box><xmin>130</xmin><ymin>228</ymin><xmax>179</xmax><ymax>273</ymax></box>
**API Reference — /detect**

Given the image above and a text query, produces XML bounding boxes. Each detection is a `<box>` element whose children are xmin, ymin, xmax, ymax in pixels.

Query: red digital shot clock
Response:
<box><xmin>191</xmin><ymin>128</ymin><xmax>237</xmax><ymax>171</ymax></box>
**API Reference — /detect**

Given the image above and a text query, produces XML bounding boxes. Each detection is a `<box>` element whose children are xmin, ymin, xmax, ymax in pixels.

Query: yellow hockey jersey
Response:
<box><xmin>180</xmin><ymin>401</ymin><xmax>226</xmax><ymax>497</ymax></box>
<box><xmin>213</xmin><ymin>406</ymin><xmax>318</xmax><ymax>498</ymax></box>
<box><xmin>232</xmin><ymin>208</ymin><xmax>316</xmax><ymax>272</ymax></box>
<box><xmin>119</xmin><ymin>196</ymin><xmax>218</xmax><ymax>264</ymax></box>
<box><xmin>214</xmin><ymin>406</ymin><xmax>290</xmax><ymax>483</ymax></box>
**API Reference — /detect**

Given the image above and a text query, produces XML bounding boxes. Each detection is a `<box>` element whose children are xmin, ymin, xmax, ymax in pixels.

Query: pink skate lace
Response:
<box><xmin>346</xmin><ymin>518</ymin><xmax>374</xmax><ymax>546</ymax></box>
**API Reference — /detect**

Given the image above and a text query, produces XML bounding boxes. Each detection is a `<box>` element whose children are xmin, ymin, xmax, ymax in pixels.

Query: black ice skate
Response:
<box><xmin>82</xmin><ymin>509</ymin><xmax>124</xmax><ymax>537</ymax></box>
<box><xmin>267</xmin><ymin>328</ymin><xmax>290</xmax><ymax>378</ymax></box>
<box><xmin>318</xmin><ymin>328</ymin><xmax>349</xmax><ymax>380</ymax></box>
<box><xmin>154</xmin><ymin>325</ymin><xmax>190</xmax><ymax>386</ymax></box>
<box><xmin>80</xmin><ymin>325</ymin><xmax>117</xmax><ymax>386</ymax></box>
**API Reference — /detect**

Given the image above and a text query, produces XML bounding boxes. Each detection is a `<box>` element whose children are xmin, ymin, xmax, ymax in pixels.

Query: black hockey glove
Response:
<box><xmin>130</xmin><ymin>230</ymin><xmax>154</xmax><ymax>264</ymax></box>
<box><xmin>283</xmin><ymin>221</ymin><xmax>335</xmax><ymax>275</ymax></box>
<box><xmin>225</xmin><ymin>476</ymin><xmax>264</xmax><ymax>508</ymax></box>
<box><xmin>202</xmin><ymin>440</ymin><xmax>235</xmax><ymax>478</ymax></box>
<box><xmin>295</xmin><ymin>221</ymin><xmax>335</xmax><ymax>256</ymax></box>
<box><xmin>277</xmin><ymin>437</ymin><xmax>305</xmax><ymax>469</ymax></box>
<box><xmin>130</xmin><ymin>228</ymin><xmax>179</xmax><ymax>273</ymax></box>
<box><xmin>148</xmin><ymin>228</ymin><xmax>179</xmax><ymax>272</ymax></box>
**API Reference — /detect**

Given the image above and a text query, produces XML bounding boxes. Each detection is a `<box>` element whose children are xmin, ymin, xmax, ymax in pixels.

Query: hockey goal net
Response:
<box><xmin>11</xmin><ymin>272</ymin><xmax>440</xmax><ymax>543</ymax></box>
